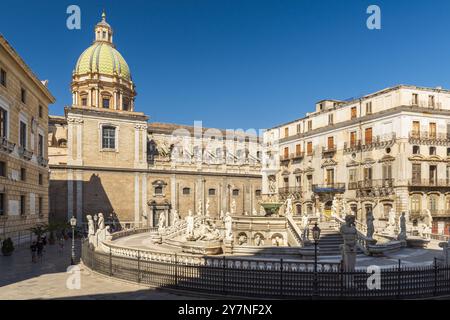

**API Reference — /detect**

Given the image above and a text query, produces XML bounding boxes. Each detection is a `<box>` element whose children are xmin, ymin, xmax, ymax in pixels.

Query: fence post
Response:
<box><xmin>174</xmin><ymin>253</ymin><xmax>178</xmax><ymax>288</ymax></box>
<box><xmin>280</xmin><ymin>258</ymin><xmax>283</xmax><ymax>297</ymax></box>
<box><xmin>397</xmin><ymin>259</ymin><xmax>401</xmax><ymax>299</ymax></box>
<box><xmin>434</xmin><ymin>257</ymin><xmax>438</xmax><ymax>296</ymax></box>
<box><xmin>109</xmin><ymin>246</ymin><xmax>113</xmax><ymax>276</ymax></box>
<box><xmin>137</xmin><ymin>250</ymin><xmax>141</xmax><ymax>283</ymax></box>
<box><xmin>222</xmin><ymin>256</ymin><xmax>226</xmax><ymax>295</ymax></box>
<box><xmin>340</xmin><ymin>263</ymin><xmax>344</xmax><ymax>298</ymax></box>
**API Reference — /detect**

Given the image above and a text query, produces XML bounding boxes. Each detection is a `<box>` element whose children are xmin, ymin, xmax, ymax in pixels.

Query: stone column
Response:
<box><xmin>171</xmin><ymin>174</ymin><xmax>177</xmax><ymax>212</ymax></box>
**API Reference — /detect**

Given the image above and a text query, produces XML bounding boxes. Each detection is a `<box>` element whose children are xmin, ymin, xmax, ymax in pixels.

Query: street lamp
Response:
<box><xmin>312</xmin><ymin>222</ymin><xmax>321</xmax><ymax>297</ymax></box>
<box><xmin>70</xmin><ymin>216</ymin><xmax>77</xmax><ymax>265</ymax></box>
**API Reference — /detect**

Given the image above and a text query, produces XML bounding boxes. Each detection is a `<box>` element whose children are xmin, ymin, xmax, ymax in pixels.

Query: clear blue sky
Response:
<box><xmin>1</xmin><ymin>0</ymin><xmax>450</xmax><ymax>130</ymax></box>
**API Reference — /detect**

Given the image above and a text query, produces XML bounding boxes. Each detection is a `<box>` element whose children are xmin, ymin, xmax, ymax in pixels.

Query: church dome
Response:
<box><xmin>74</xmin><ymin>42</ymin><xmax>131</xmax><ymax>81</ymax></box>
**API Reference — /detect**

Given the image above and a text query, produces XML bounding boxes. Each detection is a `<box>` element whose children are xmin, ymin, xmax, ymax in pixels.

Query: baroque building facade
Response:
<box><xmin>0</xmin><ymin>35</ymin><xmax>55</xmax><ymax>239</ymax></box>
<box><xmin>263</xmin><ymin>85</ymin><xmax>450</xmax><ymax>235</ymax></box>
<box><xmin>48</xmin><ymin>14</ymin><xmax>262</xmax><ymax>227</ymax></box>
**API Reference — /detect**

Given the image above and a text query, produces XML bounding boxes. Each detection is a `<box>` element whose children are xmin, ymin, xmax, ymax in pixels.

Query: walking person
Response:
<box><xmin>58</xmin><ymin>236</ymin><xmax>65</xmax><ymax>254</ymax></box>
<box><xmin>36</xmin><ymin>240</ymin><xmax>44</xmax><ymax>262</ymax></box>
<box><xmin>30</xmin><ymin>241</ymin><xmax>37</xmax><ymax>263</ymax></box>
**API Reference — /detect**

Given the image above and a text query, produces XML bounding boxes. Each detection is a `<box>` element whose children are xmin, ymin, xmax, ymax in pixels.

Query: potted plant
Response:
<box><xmin>1</xmin><ymin>238</ymin><xmax>14</xmax><ymax>256</ymax></box>
<box><xmin>30</xmin><ymin>224</ymin><xmax>49</xmax><ymax>242</ymax></box>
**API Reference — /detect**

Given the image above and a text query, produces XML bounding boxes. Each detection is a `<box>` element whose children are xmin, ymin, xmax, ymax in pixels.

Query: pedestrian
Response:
<box><xmin>30</xmin><ymin>241</ymin><xmax>37</xmax><ymax>263</ymax></box>
<box><xmin>58</xmin><ymin>237</ymin><xmax>65</xmax><ymax>253</ymax></box>
<box><xmin>36</xmin><ymin>240</ymin><xmax>44</xmax><ymax>261</ymax></box>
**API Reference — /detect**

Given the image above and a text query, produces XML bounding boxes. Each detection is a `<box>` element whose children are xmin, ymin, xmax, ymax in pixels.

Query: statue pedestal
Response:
<box><xmin>223</xmin><ymin>240</ymin><xmax>233</xmax><ymax>255</ymax></box>
<box><xmin>150</xmin><ymin>231</ymin><xmax>162</xmax><ymax>244</ymax></box>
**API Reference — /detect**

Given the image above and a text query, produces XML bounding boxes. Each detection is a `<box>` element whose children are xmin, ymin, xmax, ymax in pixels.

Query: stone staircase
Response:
<box><xmin>315</xmin><ymin>221</ymin><xmax>344</xmax><ymax>256</ymax></box>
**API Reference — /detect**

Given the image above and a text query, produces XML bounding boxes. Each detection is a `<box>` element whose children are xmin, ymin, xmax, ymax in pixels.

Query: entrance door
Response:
<box><xmin>324</xmin><ymin>200</ymin><xmax>332</xmax><ymax>220</ymax></box>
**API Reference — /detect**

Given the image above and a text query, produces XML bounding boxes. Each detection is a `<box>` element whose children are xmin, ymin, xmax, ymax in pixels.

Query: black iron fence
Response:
<box><xmin>81</xmin><ymin>241</ymin><xmax>450</xmax><ymax>299</ymax></box>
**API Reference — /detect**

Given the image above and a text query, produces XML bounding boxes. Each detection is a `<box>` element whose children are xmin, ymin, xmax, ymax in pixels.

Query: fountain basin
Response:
<box><xmin>260</xmin><ymin>202</ymin><xmax>284</xmax><ymax>216</ymax></box>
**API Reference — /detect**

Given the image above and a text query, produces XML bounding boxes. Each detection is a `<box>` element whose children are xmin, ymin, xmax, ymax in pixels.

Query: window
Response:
<box><xmin>429</xmin><ymin>194</ymin><xmax>438</xmax><ymax>213</ymax></box>
<box><xmin>349</xmin><ymin>168</ymin><xmax>357</xmax><ymax>183</ymax></box>
<box><xmin>0</xmin><ymin>107</ymin><xmax>7</xmax><ymax>137</ymax></box>
<box><xmin>19</xmin><ymin>121</ymin><xmax>27</xmax><ymax>147</ymax></box>
<box><xmin>38</xmin><ymin>197</ymin><xmax>43</xmax><ymax>216</ymax></box>
<box><xmin>366</xmin><ymin>102</ymin><xmax>372</xmax><ymax>114</ymax></box>
<box><xmin>38</xmin><ymin>173</ymin><xmax>43</xmax><ymax>185</ymax></box>
<box><xmin>38</xmin><ymin>134</ymin><xmax>44</xmax><ymax>157</ymax></box>
<box><xmin>412</xmin><ymin>164</ymin><xmax>421</xmax><ymax>184</ymax></box>
<box><xmin>307</xmin><ymin>120</ymin><xmax>312</xmax><ymax>131</ymax></box>
<box><xmin>307</xmin><ymin>142</ymin><xmax>313</xmax><ymax>155</ymax></box>
<box><xmin>363</xmin><ymin>167</ymin><xmax>373</xmax><ymax>181</ymax></box>
<box><xmin>232</xmin><ymin>189</ymin><xmax>240</xmax><ymax>196</ymax></box>
<box><xmin>284</xmin><ymin>127</ymin><xmax>289</xmax><ymax>138</ymax></box>
<box><xmin>447</xmin><ymin>166</ymin><xmax>450</xmax><ymax>184</ymax></box>
<box><xmin>350</xmin><ymin>131</ymin><xmax>356</xmax><ymax>147</ymax></box>
<box><xmin>154</xmin><ymin>186</ymin><xmax>163</xmax><ymax>195</ymax></box>
<box><xmin>428</xmin><ymin>95</ymin><xmax>435</xmax><ymax>107</ymax></box>
<box><xmin>102</xmin><ymin>126</ymin><xmax>116</xmax><ymax>149</ymax></box>
<box><xmin>20</xmin><ymin>168</ymin><xmax>26</xmax><ymax>181</ymax></box>
<box><xmin>295</xmin><ymin>175</ymin><xmax>301</xmax><ymax>186</ymax></box>
<box><xmin>413</xmin><ymin>145</ymin><xmax>420</xmax><ymax>154</ymax></box>
<box><xmin>327</xmin><ymin>136</ymin><xmax>334</xmax><ymax>150</ymax></box>
<box><xmin>429</xmin><ymin>123</ymin><xmax>436</xmax><ymax>139</ymax></box>
<box><xmin>412</xmin><ymin>93</ymin><xmax>418</xmax><ymax>105</ymax></box>
<box><xmin>38</xmin><ymin>105</ymin><xmax>43</xmax><ymax>118</ymax></box>
<box><xmin>296</xmin><ymin>123</ymin><xmax>301</xmax><ymax>134</ymax></box>
<box><xmin>307</xmin><ymin>175</ymin><xmax>313</xmax><ymax>191</ymax></box>
<box><xmin>0</xmin><ymin>68</ymin><xmax>6</xmax><ymax>87</ymax></box>
<box><xmin>283</xmin><ymin>147</ymin><xmax>289</xmax><ymax>159</ymax></box>
<box><xmin>81</xmin><ymin>96</ymin><xmax>87</xmax><ymax>106</ymax></box>
<box><xmin>364</xmin><ymin>127</ymin><xmax>373</xmax><ymax>145</ymax></box>
<box><xmin>208</xmin><ymin>188</ymin><xmax>216</xmax><ymax>196</ymax></box>
<box><xmin>20</xmin><ymin>195</ymin><xmax>26</xmax><ymax>215</ymax></box>
<box><xmin>328</xmin><ymin>114</ymin><xmax>334</xmax><ymax>125</ymax></box>
<box><xmin>102</xmin><ymin>98</ymin><xmax>110</xmax><ymax>108</ymax></box>
<box><xmin>102</xmin><ymin>31</ymin><xmax>106</xmax><ymax>39</ymax></box>
<box><xmin>123</xmin><ymin>98</ymin><xmax>130</xmax><ymax>111</ymax></box>
<box><xmin>429</xmin><ymin>146</ymin><xmax>436</xmax><ymax>156</ymax></box>
<box><xmin>326</xmin><ymin>169</ymin><xmax>334</xmax><ymax>185</ymax></box>
<box><xmin>0</xmin><ymin>161</ymin><xmax>5</xmax><ymax>177</ymax></box>
<box><xmin>182</xmin><ymin>187</ymin><xmax>191</xmax><ymax>195</ymax></box>
<box><xmin>255</xmin><ymin>190</ymin><xmax>262</xmax><ymax>197</ymax></box>
<box><xmin>351</xmin><ymin>106</ymin><xmax>357</xmax><ymax>119</ymax></box>
<box><xmin>429</xmin><ymin>165</ymin><xmax>437</xmax><ymax>185</ymax></box>
<box><xmin>412</xmin><ymin>121</ymin><xmax>420</xmax><ymax>137</ymax></box>
<box><xmin>20</xmin><ymin>88</ymin><xmax>26</xmax><ymax>104</ymax></box>
<box><xmin>447</xmin><ymin>148</ymin><xmax>450</xmax><ymax>157</ymax></box>
<box><xmin>382</xmin><ymin>163</ymin><xmax>392</xmax><ymax>181</ymax></box>
<box><xmin>0</xmin><ymin>193</ymin><xmax>4</xmax><ymax>215</ymax></box>
<box><xmin>295</xmin><ymin>144</ymin><xmax>301</xmax><ymax>156</ymax></box>
<box><xmin>410</xmin><ymin>194</ymin><xmax>421</xmax><ymax>214</ymax></box>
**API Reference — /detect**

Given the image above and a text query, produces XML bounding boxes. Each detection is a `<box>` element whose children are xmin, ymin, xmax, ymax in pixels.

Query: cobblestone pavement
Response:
<box><xmin>0</xmin><ymin>239</ymin><xmax>198</xmax><ymax>300</ymax></box>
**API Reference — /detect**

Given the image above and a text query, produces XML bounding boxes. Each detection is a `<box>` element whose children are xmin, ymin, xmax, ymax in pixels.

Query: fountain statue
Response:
<box><xmin>397</xmin><ymin>212</ymin><xmax>407</xmax><ymax>241</ymax></box>
<box><xmin>224</xmin><ymin>212</ymin><xmax>233</xmax><ymax>241</ymax></box>
<box><xmin>340</xmin><ymin>215</ymin><xmax>357</xmax><ymax>272</ymax></box>
<box><xmin>285</xmin><ymin>196</ymin><xmax>293</xmax><ymax>217</ymax></box>
<box><xmin>205</xmin><ymin>199</ymin><xmax>210</xmax><ymax>217</ymax></box>
<box><xmin>230</xmin><ymin>199</ymin><xmax>236</xmax><ymax>215</ymax></box>
<box><xmin>185</xmin><ymin>210</ymin><xmax>195</xmax><ymax>238</ymax></box>
<box><xmin>366</xmin><ymin>210</ymin><xmax>375</xmax><ymax>240</ymax></box>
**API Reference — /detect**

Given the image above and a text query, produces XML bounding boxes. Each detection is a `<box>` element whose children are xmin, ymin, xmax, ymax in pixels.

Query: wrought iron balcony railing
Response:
<box><xmin>356</xmin><ymin>179</ymin><xmax>394</xmax><ymax>189</ymax></box>
<box><xmin>343</xmin><ymin>133</ymin><xmax>396</xmax><ymax>153</ymax></box>
<box><xmin>278</xmin><ymin>186</ymin><xmax>302</xmax><ymax>195</ymax></box>
<box><xmin>312</xmin><ymin>183</ymin><xmax>345</xmax><ymax>193</ymax></box>
<box><xmin>408</xmin><ymin>131</ymin><xmax>450</xmax><ymax>145</ymax></box>
<box><xmin>408</xmin><ymin>179</ymin><xmax>450</xmax><ymax>187</ymax></box>
<box><xmin>322</xmin><ymin>145</ymin><xmax>337</xmax><ymax>156</ymax></box>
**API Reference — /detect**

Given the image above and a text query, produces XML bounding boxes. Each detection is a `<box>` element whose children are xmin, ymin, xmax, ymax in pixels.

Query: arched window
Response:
<box><xmin>410</xmin><ymin>194</ymin><xmax>421</xmax><ymax>215</ymax></box>
<box><xmin>428</xmin><ymin>194</ymin><xmax>439</xmax><ymax>214</ymax></box>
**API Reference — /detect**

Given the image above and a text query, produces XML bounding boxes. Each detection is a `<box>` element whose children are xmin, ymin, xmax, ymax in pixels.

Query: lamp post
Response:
<box><xmin>70</xmin><ymin>216</ymin><xmax>77</xmax><ymax>265</ymax></box>
<box><xmin>312</xmin><ymin>222</ymin><xmax>321</xmax><ymax>297</ymax></box>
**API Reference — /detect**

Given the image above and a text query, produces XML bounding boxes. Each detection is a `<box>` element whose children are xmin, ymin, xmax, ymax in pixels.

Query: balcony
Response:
<box><xmin>357</xmin><ymin>179</ymin><xmax>394</xmax><ymax>189</ymax></box>
<box><xmin>343</xmin><ymin>133</ymin><xmax>396</xmax><ymax>153</ymax></box>
<box><xmin>278</xmin><ymin>186</ymin><xmax>302</xmax><ymax>200</ymax></box>
<box><xmin>409</xmin><ymin>131</ymin><xmax>450</xmax><ymax>146</ymax></box>
<box><xmin>322</xmin><ymin>145</ymin><xmax>337</xmax><ymax>157</ymax></box>
<box><xmin>280</xmin><ymin>154</ymin><xmax>291</xmax><ymax>163</ymax></box>
<box><xmin>312</xmin><ymin>183</ymin><xmax>345</xmax><ymax>193</ymax></box>
<box><xmin>292</xmin><ymin>152</ymin><xmax>304</xmax><ymax>160</ymax></box>
<box><xmin>410</xmin><ymin>210</ymin><xmax>450</xmax><ymax>218</ymax></box>
<box><xmin>18</xmin><ymin>146</ymin><xmax>33</xmax><ymax>161</ymax></box>
<box><xmin>0</xmin><ymin>137</ymin><xmax>15</xmax><ymax>153</ymax></box>
<box><xmin>408</xmin><ymin>179</ymin><xmax>450</xmax><ymax>188</ymax></box>
<box><xmin>37</xmin><ymin>155</ymin><xmax>48</xmax><ymax>167</ymax></box>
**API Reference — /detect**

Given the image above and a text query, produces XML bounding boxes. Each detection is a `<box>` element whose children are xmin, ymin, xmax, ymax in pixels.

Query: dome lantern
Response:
<box><xmin>94</xmin><ymin>10</ymin><xmax>113</xmax><ymax>44</ymax></box>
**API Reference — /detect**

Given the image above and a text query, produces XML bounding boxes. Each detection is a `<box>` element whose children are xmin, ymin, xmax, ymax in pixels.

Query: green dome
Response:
<box><xmin>74</xmin><ymin>42</ymin><xmax>131</xmax><ymax>81</ymax></box>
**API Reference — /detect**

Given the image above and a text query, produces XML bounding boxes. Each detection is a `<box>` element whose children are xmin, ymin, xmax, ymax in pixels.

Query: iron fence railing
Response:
<box><xmin>81</xmin><ymin>241</ymin><xmax>450</xmax><ymax>299</ymax></box>
<box><xmin>409</xmin><ymin>179</ymin><xmax>450</xmax><ymax>187</ymax></box>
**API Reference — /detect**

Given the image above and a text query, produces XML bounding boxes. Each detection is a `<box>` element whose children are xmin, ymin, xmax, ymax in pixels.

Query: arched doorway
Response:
<box><xmin>324</xmin><ymin>200</ymin><xmax>332</xmax><ymax>220</ymax></box>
